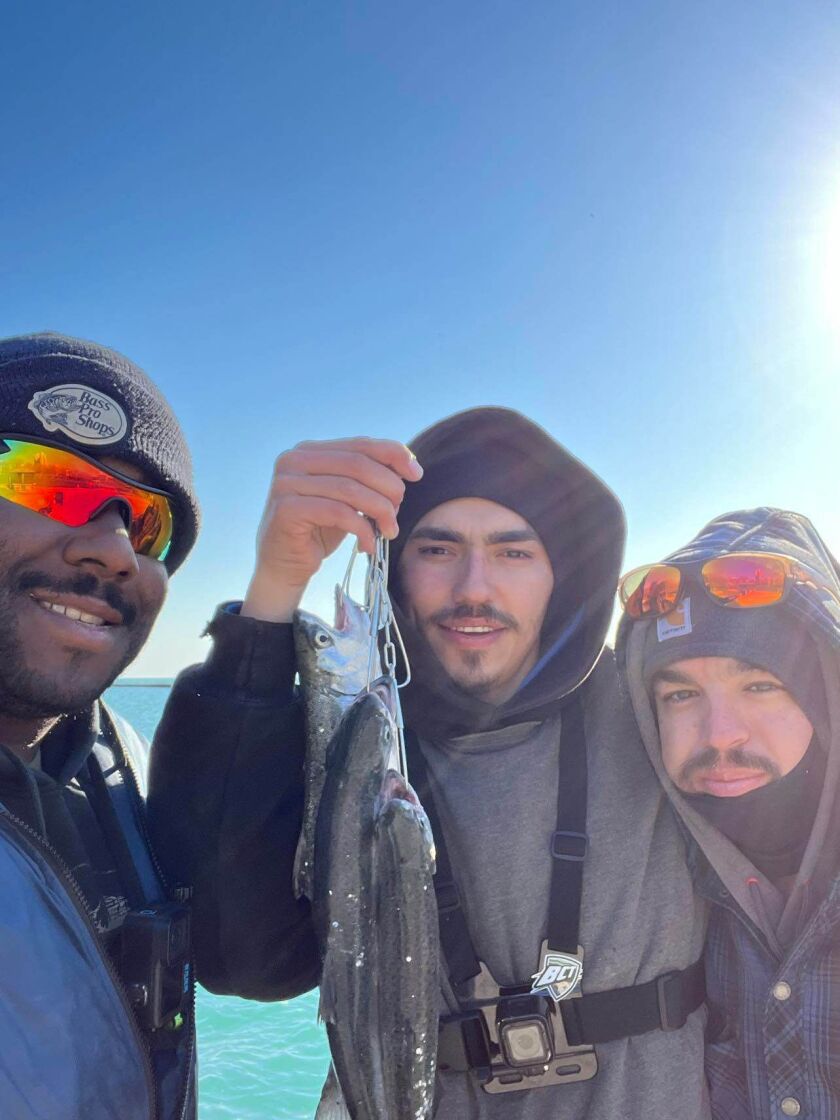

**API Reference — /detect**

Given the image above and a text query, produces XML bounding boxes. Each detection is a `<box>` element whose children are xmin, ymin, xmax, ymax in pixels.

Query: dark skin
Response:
<box><xmin>0</xmin><ymin>457</ymin><xmax>168</xmax><ymax>761</ymax></box>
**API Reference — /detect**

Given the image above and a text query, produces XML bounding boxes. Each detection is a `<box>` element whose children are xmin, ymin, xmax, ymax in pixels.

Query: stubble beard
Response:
<box><xmin>0</xmin><ymin>568</ymin><xmax>152</xmax><ymax>720</ymax></box>
<box><xmin>446</xmin><ymin>649</ymin><xmax>499</xmax><ymax>697</ymax></box>
<box><xmin>423</xmin><ymin>602</ymin><xmax>523</xmax><ymax>700</ymax></box>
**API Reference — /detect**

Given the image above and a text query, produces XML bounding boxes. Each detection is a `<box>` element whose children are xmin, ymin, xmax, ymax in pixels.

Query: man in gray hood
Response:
<box><xmin>150</xmin><ymin>407</ymin><xmax>709</xmax><ymax>1118</ymax></box>
<box><xmin>618</xmin><ymin>507</ymin><xmax>840</xmax><ymax>1120</ymax></box>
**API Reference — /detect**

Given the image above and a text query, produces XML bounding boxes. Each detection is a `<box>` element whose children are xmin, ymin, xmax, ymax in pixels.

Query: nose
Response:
<box><xmin>703</xmin><ymin>695</ymin><xmax>750</xmax><ymax>753</ymax></box>
<box><xmin>62</xmin><ymin>504</ymin><xmax>140</xmax><ymax>579</ymax></box>
<box><xmin>452</xmin><ymin>548</ymin><xmax>493</xmax><ymax>604</ymax></box>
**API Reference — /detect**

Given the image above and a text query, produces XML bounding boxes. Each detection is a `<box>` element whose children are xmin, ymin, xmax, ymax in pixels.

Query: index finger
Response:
<box><xmin>294</xmin><ymin>437</ymin><xmax>423</xmax><ymax>480</ymax></box>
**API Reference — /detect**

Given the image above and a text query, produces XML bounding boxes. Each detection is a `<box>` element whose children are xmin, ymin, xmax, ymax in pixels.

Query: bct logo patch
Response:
<box><xmin>28</xmin><ymin>385</ymin><xmax>128</xmax><ymax>446</ymax></box>
<box><xmin>531</xmin><ymin>951</ymin><xmax>583</xmax><ymax>1002</ymax></box>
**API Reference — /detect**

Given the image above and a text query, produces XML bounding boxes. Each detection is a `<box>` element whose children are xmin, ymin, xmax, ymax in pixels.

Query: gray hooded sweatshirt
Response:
<box><xmin>618</xmin><ymin>508</ymin><xmax>840</xmax><ymax>1120</ymax></box>
<box><xmin>419</xmin><ymin>651</ymin><xmax>709</xmax><ymax>1120</ymax></box>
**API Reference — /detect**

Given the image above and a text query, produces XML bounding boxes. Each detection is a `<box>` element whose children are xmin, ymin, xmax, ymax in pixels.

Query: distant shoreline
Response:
<box><xmin>111</xmin><ymin>680</ymin><xmax>174</xmax><ymax>688</ymax></box>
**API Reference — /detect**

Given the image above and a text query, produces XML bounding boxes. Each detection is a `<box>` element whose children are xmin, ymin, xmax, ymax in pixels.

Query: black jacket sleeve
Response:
<box><xmin>147</xmin><ymin>604</ymin><xmax>319</xmax><ymax>1001</ymax></box>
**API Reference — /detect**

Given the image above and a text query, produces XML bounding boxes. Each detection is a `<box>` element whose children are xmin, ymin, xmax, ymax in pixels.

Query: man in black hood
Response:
<box><xmin>149</xmin><ymin>408</ymin><xmax>709</xmax><ymax>1119</ymax></box>
<box><xmin>388</xmin><ymin>409</ymin><xmax>621</xmax><ymax>738</ymax></box>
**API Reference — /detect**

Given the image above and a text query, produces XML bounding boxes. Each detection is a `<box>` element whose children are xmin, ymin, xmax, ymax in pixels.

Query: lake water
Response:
<box><xmin>103</xmin><ymin>680</ymin><xmax>330</xmax><ymax>1120</ymax></box>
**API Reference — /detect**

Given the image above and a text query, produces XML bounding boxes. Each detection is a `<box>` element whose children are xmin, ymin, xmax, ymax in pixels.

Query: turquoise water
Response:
<box><xmin>104</xmin><ymin>680</ymin><xmax>330</xmax><ymax>1120</ymax></box>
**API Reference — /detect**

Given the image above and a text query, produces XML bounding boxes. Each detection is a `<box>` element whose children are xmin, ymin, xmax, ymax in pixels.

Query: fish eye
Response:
<box><xmin>314</xmin><ymin>631</ymin><xmax>332</xmax><ymax>647</ymax></box>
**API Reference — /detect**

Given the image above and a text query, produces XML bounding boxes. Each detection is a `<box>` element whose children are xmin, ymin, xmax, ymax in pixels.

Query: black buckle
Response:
<box><xmin>438</xmin><ymin>1011</ymin><xmax>492</xmax><ymax>1078</ymax></box>
<box><xmin>550</xmin><ymin>830</ymin><xmax>588</xmax><ymax>862</ymax></box>
<box><xmin>436</xmin><ymin>880</ymin><xmax>461</xmax><ymax>914</ymax></box>
<box><xmin>656</xmin><ymin>970</ymin><xmax>684</xmax><ymax>1031</ymax></box>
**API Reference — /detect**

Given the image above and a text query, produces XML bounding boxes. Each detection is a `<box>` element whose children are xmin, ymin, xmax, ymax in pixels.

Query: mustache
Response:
<box><xmin>429</xmin><ymin>603</ymin><xmax>519</xmax><ymax>630</ymax></box>
<box><xmin>678</xmin><ymin>746</ymin><xmax>782</xmax><ymax>785</ymax></box>
<box><xmin>17</xmin><ymin>570</ymin><xmax>137</xmax><ymax>627</ymax></box>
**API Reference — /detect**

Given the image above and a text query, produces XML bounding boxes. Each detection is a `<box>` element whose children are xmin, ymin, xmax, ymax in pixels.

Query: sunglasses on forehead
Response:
<box><xmin>618</xmin><ymin>552</ymin><xmax>822</xmax><ymax>620</ymax></box>
<box><xmin>0</xmin><ymin>436</ymin><xmax>175</xmax><ymax>561</ymax></box>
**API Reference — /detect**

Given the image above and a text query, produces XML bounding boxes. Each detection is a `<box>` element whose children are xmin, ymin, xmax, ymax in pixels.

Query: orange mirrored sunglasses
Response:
<box><xmin>618</xmin><ymin>553</ymin><xmax>819</xmax><ymax>620</ymax></box>
<box><xmin>0</xmin><ymin>436</ymin><xmax>174</xmax><ymax>561</ymax></box>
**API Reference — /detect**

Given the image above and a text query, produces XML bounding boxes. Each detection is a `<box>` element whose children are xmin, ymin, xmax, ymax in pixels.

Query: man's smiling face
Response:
<box><xmin>652</xmin><ymin>656</ymin><xmax>814</xmax><ymax>796</ymax></box>
<box><xmin>396</xmin><ymin>497</ymin><xmax>554</xmax><ymax>706</ymax></box>
<box><xmin>0</xmin><ymin>456</ymin><xmax>168</xmax><ymax>721</ymax></box>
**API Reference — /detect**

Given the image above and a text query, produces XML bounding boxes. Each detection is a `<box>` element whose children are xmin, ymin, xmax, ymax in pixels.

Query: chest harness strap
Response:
<box><xmin>86</xmin><ymin>707</ymin><xmax>194</xmax><ymax>1040</ymax></box>
<box><xmin>406</xmin><ymin>700</ymin><xmax>704</xmax><ymax>1091</ymax></box>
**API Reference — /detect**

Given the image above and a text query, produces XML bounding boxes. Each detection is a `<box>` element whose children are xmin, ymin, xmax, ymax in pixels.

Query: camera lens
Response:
<box><xmin>499</xmin><ymin>1020</ymin><xmax>552</xmax><ymax>1067</ymax></box>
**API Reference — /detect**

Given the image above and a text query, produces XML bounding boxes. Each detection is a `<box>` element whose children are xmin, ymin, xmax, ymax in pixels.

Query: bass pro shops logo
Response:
<box><xmin>28</xmin><ymin>385</ymin><xmax>128</xmax><ymax>446</ymax></box>
<box><xmin>531</xmin><ymin>951</ymin><xmax>583</xmax><ymax>1002</ymax></box>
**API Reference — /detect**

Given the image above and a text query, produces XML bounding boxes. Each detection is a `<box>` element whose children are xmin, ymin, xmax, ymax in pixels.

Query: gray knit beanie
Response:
<box><xmin>641</xmin><ymin>585</ymin><xmax>829</xmax><ymax>745</ymax></box>
<box><xmin>0</xmin><ymin>332</ymin><xmax>198</xmax><ymax>572</ymax></box>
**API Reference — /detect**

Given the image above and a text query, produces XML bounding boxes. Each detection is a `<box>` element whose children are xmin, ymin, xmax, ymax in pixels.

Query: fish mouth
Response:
<box><xmin>368</xmin><ymin>676</ymin><xmax>398</xmax><ymax>717</ymax></box>
<box><xmin>379</xmin><ymin>769</ymin><xmax>420</xmax><ymax>807</ymax></box>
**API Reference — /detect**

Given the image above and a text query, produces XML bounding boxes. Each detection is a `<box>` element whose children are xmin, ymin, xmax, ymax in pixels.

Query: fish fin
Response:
<box><xmin>314</xmin><ymin>1065</ymin><xmax>351</xmax><ymax>1120</ymax></box>
<box><xmin>317</xmin><ymin>955</ymin><xmax>337</xmax><ymax>1025</ymax></box>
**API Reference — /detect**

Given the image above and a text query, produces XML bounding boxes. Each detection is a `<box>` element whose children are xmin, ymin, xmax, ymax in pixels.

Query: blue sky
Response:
<box><xmin>1</xmin><ymin>1</ymin><xmax>838</xmax><ymax>675</ymax></box>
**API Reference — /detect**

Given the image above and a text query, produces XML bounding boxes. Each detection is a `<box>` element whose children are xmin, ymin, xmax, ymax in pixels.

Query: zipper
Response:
<box><xmin>0</xmin><ymin>809</ymin><xmax>158</xmax><ymax>1120</ymax></box>
<box><xmin>108</xmin><ymin>720</ymin><xmax>196</xmax><ymax>1120</ymax></box>
<box><xmin>175</xmin><ymin>983</ymin><xmax>197</xmax><ymax>1120</ymax></box>
<box><xmin>117</xmin><ymin>744</ymin><xmax>173</xmax><ymax>892</ymax></box>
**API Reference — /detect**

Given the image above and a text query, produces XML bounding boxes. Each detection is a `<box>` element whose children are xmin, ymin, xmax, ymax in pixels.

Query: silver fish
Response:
<box><xmin>313</xmin><ymin>690</ymin><xmax>395</xmax><ymax>1120</ymax></box>
<box><xmin>293</xmin><ymin>588</ymin><xmax>379</xmax><ymax>900</ymax></box>
<box><xmin>373</xmin><ymin>779</ymin><xmax>438</xmax><ymax>1120</ymax></box>
<box><xmin>312</xmin><ymin>693</ymin><xmax>438</xmax><ymax>1120</ymax></box>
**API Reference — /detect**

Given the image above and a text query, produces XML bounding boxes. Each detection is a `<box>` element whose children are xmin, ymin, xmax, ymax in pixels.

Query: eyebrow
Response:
<box><xmin>651</xmin><ymin>668</ymin><xmax>694</xmax><ymax>687</ymax></box>
<box><xmin>408</xmin><ymin>526</ymin><xmax>540</xmax><ymax>545</ymax></box>
<box><xmin>651</xmin><ymin>660</ymin><xmax>773</xmax><ymax>688</ymax></box>
<box><xmin>731</xmin><ymin>660</ymin><xmax>773</xmax><ymax>677</ymax></box>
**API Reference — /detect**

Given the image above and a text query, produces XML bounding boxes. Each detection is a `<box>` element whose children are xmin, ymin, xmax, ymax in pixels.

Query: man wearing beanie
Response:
<box><xmin>617</xmin><ymin>508</ymin><xmax>840</xmax><ymax>1119</ymax></box>
<box><xmin>151</xmin><ymin>408</ymin><xmax>709</xmax><ymax>1119</ymax></box>
<box><xmin>0</xmin><ymin>332</ymin><xmax>200</xmax><ymax>1119</ymax></box>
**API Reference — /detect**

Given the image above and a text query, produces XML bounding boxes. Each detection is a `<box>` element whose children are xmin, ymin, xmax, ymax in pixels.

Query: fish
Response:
<box><xmin>315</xmin><ymin>1066</ymin><xmax>347</xmax><ymax>1120</ymax></box>
<box><xmin>293</xmin><ymin>588</ymin><xmax>379</xmax><ymax>900</ymax></box>
<box><xmin>312</xmin><ymin>690</ymin><xmax>439</xmax><ymax>1120</ymax></box>
<box><xmin>312</xmin><ymin>690</ymin><xmax>396</xmax><ymax>1120</ymax></box>
<box><xmin>32</xmin><ymin>391</ymin><xmax>79</xmax><ymax>423</ymax></box>
<box><xmin>373</xmin><ymin>780</ymin><xmax>438</xmax><ymax>1120</ymax></box>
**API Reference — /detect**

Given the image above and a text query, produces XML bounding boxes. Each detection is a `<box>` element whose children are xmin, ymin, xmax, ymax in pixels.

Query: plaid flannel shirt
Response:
<box><xmin>695</xmin><ymin>852</ymin><xmax>840</xmax><ymax>1120</ymax></box>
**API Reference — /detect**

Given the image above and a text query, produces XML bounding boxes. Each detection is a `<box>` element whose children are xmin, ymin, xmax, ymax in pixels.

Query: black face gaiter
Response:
<box><xmin>682</xmin><ymin>738</ymin><xmax>826</xmax><ymax>882</ymax></box>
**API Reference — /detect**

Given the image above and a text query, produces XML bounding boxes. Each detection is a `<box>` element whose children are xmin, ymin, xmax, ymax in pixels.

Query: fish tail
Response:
<box><xmin>314</xmin><ymin>1065</ymin><xmax>352</xmax><ymax>1120</ymax></box>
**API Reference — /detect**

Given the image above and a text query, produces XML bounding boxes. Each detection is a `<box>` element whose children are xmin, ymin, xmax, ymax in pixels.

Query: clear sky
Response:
<box><xmin>1</xmin><ymin>1</ymin><xmax>838</xmax><ymax>675</ymax></box>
